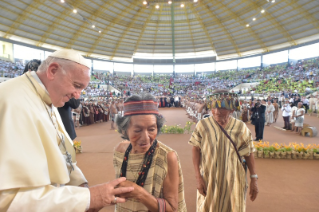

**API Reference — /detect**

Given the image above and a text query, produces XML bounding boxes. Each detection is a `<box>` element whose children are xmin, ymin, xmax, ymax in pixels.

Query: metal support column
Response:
<box><xmin>170</xmin><ymin>3</ymin><xmax>175</xmax><ymax>77</ymax></box>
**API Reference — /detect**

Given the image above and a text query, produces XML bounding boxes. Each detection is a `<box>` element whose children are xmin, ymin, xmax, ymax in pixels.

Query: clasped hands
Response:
<box><xmin>87</xmin><ymin>177</ymin><xmax>136</xmax><ymax>212</ymax></box>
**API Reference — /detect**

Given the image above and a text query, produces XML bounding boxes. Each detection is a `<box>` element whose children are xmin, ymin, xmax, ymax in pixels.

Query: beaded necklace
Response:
<box><xmin>120</xmin><ymin>140</ymin><xmax>158</xmax><ymax>187</ymax></box>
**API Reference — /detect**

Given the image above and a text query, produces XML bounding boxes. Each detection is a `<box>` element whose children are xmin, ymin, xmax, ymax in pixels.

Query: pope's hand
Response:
<box><xmin>196</xmin><ymin>176</ymin><xmax>207</xmax><ymax>197</ymax></box>
<box><xmin>116</xmin><ymin>180</ymin><xmax>143</xmax><ymax>199</ymax></box>
<box><xmin>88</xmin><ymin>177</ymin><xmax>134</xmax><ymax>211</ymax></box>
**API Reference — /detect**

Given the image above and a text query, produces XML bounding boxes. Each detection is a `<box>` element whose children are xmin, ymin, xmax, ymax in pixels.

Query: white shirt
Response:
<box><xmin>302</xmin><ymin>99</ymin><xmax>309</xmax><ymax>105</ymax></box>
<box><xmin>282</xmin><ymin>104</ymin><xmax>291</xmax><ymax>117</ymax></box>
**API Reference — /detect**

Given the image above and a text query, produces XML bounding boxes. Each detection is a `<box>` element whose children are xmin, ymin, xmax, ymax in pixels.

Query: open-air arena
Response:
<box><xmin>1</xmin><ymin>0</ymin><xmax>319</xmax><ymax>212</ymax></box>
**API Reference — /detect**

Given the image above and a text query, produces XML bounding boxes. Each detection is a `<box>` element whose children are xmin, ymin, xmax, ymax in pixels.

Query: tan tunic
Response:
<box><xmin>113</xmin><ymin>141</ymin><xmax>187</xmax><ymax>212</ymax></box>
<box><xmin>189</xmin><ymin>117</ymin><xmax>255</xmax><ymax>212</ymax></box>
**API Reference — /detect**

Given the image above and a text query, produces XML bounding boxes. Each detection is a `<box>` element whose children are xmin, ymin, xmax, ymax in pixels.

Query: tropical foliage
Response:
<box><xmin>161</xmin><ymin>121</ymin><xmax>196</xmax><ymax>134</ymax></box>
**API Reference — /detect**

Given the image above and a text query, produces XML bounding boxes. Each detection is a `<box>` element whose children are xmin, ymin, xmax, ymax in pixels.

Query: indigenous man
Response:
<box><xmin>118</xmin><ymin>98</ymin><xmax>124</xmax><ymax>116</ymax></box>
<box><xmin>189</xmin><ymin>90</ymin><xmax>258</xmax><ymax>212</ymax></box>
<box><xmin>102</xmin><ymin>101</ymin><xmax>109</xmax><ymax>122</ymax></box>
<box><xmin>309</xmin><ymin>95</ymin><xmax>316</xmax><ymax>115</ymax></box>
<box><xmin>265</xmin><ymin>100</ymin><xmax>275</xmax><ymax>126</ymax></box>
<box><xmin>196</xmin><ymin>99</ymin><xmax>207</xmax><ymax>121</ymax></box>
<box><xmin>110</xmin><ymin>100</ymin><xmax>118</xmax><ymax>130</ymax></box>
<box><xmin>82</xmin><ymin>102</ymin><xmax>91</xmax><ymax>125</ymax></box>
<box><xmin>0</xmin><ymin>49</ymin><xmax>133</xmax><ymax>211</ymax></box>
<box><xmin>273</xmin><ymin>99</ymin><xmax>279</xmax><ymax>122</ymax></box>
<box><xmin>241</xmin><ymin>100</ymin><xmax>250</xmax><ymax>123</ymax></box>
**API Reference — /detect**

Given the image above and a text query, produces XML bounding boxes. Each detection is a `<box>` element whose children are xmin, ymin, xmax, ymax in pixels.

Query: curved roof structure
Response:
<box><xmin>0</xmin><ymin>0</ymin><xmax>319</xmax><ymax>61</ymax></box>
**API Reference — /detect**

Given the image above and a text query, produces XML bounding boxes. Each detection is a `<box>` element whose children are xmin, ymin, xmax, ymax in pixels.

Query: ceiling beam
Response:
<box><xmin>109</xmin><ymin>6</ymin><xmax>146</xmax><ymax>60</ymax></box>
<box><xmin>86</xmin><ymin>0</ymin><xmax>140</xmax><ymax>57</ymax></box>
<box><xmin>246</xmin><ymin>0</ymin><xmax>297</xmax><ymax>46</ymax></box>
<box><xmin>1</xmin><ymin>7</ymin><xmax>315</xmax><ymax>50</ymax></box>
<box><xmin>189</xmin><ymin>4</ymin><xmax>217</xmax><ymax>54</ymax></box>
<box><xmin>152</xmin><ymin>5</ymin><xmax>164</xmax><ymax>55</ymax></box>
<box><xmin>199</xmin><ymin>3</ymin><xmax>242</xmax><ymax>56</ymax></box>
<box><xmin>4</xmin><ymin>0</ymin><xmax>42</xmax><ymax>38</ymax></box>
<box><xmin>132</xmin><ymin>6</ymin><xmax>157</xmax><ymax>56</ymax></box>
<box><xmin>283</xmin><ymin>0</ymin><xmax>319</xmax><ymax>32</ymax></box>
<box><xmin>36</xmin><ymin>0</ymin><xmax>86</xmax><ymax>47</ymax></box>
<box><xmin>213</xmin><ymin>0</ymin><xmax>269</xmax><ymax>52</ymax></box>
<box><xmin>65</xmin><ymin>0</ymin><xmax>116</xmax><ymax>49</ymax></box>
<box><xmin>183</xmin><ymin>6</ymin><xmax>196</xmax><ymax>54</ymax></box>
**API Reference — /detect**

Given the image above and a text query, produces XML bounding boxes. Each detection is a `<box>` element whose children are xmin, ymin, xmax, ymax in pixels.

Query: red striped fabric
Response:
<box><xmin>124</xmin><ymin>100</ymin><xmax>159</xmax><ymax>116</ymax></box>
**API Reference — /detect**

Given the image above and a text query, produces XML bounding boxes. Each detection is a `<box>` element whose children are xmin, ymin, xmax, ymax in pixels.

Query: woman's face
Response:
<box><xmin>126</xmin><ymin>115</ymin><xmax>158</xmax><ymax>153</ymax></box>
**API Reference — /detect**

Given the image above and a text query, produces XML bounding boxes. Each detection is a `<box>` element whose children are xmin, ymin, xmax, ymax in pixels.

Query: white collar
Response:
<box><xmin>30</xmin><ymin>71</ymin><xmax>50</xmax><ymax>96</ymax></box>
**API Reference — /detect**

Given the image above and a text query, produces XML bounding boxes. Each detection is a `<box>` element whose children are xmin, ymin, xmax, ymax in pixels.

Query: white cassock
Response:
<box><xmin>0</xmin><ymin>72</ymin><xmax>89</xmax><ymax>212</ymax></box>
<box><xmin>265</xmin><ymin>104</ymin><xmax>275</xmax><ymax>124</ymax></box>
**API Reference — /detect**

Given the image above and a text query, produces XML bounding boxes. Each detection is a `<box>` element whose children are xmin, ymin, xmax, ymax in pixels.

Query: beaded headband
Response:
<box><xmin>124</xmin><ymin>100</ymin><xmax>159</xmax><ymax>116</ymax></box>
<box><xmin>210</xmin><ymin>92</ymin><xmax>240</xmax><ymax>111</ymax></box>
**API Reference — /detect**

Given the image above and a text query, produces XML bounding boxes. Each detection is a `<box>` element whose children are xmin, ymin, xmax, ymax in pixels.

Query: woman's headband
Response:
<box><xmin>124</xmin><ymin>100</ymin><xmax>159</xmax><ymax>116</ymax></box>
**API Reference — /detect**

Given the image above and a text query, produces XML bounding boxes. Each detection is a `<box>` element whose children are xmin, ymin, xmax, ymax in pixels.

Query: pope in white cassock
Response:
<box><xmin>265</xmin><ymin>100</ymin><xmax>275</xmax><ymax>126</ymax></box>
<box><xmin>0</xmin><ymin>49</ymin><xmax>133</xmax><ymax>212</ymax></box>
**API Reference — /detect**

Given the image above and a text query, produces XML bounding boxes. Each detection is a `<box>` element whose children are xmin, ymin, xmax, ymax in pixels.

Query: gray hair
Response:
<box><xmin>115</xmin><ymin>93</ymin><xmax>165</xmax><ymax>140</ymax></box>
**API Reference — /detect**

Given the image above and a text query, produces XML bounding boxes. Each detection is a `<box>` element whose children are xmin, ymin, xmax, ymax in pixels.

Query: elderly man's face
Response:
<box><xmin>126</xmin><ymin>115</ymin><xmax>158</xmax><ymax>153</ymax></box>
<box><xmin>211</xmin><ymin>108</ymin><xmax>233</xmax><ymax>123</ymax></box>
<box><xmin>47</xmin><ymin>62</ymin><xmax>90</xmax><ymax>107</ymax></box>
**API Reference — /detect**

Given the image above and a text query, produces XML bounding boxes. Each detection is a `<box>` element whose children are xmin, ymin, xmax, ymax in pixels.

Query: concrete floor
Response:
<box><xmin>75</xmin><ymin>107</ymin><xmax>319</xmax><ymax>212</ymax></box>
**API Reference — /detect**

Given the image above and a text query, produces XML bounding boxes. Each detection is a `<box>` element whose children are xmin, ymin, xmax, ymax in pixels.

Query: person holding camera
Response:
<box><xmin>250</xmin><ymin>99</ymin><xmax>266</xmax><ymax>141</ymax></box>
<box><xmin>282</xmin><ymin>99</ymin><xmax>292</xmax><ymax>130</ymax></box>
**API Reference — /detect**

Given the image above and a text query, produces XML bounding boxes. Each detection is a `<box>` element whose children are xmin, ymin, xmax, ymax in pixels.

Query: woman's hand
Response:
<box><xmin>117</xmin><ymin>180</ymin><xmax>143</xmax><ymax>200</ymax></box>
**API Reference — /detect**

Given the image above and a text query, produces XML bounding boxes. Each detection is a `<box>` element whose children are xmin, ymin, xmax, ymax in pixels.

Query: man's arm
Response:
<box><xmin>244</xmin><ymin>153</ymin><xmax>258</xmax><ymax>201</ymax></box>
<box><xmin>192</xmin><ymin>146</ymin><xmax>207</xmax><ymax>197</ymax></box>
<box><xmin>0</xmin><ymin>185</ymin><xmax>90</xmax><ymax>212</ymax></box>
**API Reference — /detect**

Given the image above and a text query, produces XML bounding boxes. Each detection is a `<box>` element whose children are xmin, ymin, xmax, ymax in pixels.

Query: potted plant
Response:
<box><xmin>313</xmin><ymin>148</ymin><xmax>319</xmax><ymax>160</ymax></box>
<box><xmin>269</xmin><ymin>146</ymin><xmax>275</xmax><ymax>159</ymax></box>
<box><xmin>273</xmin><ymin>144</ymin><xmax>281</xmax><ymax>159</ymax></box>
<box><xmin>295</xmin><ymin>146</ymin><xmax>304</xmax><ymax>159</ymax></box>
<box><xmin>263</xmin><ymin>147</ymin><xmax>270</xmax><ymax>158</ymax></box>
<box><xmin>256</xmin><ymin>146</ymin><xmax>263</xmax><ymax>158</ymax></box>
<box><xmin>285</xmin><ymin>146</ymin><xmax>292</xmax><ymax>159</ymax></box>
<box><xmin>280</xmin><ymin>148</ymin><xmax>287</xmax><ymax>159</ymax></box>
<box><xmin>302</xmin><ymin>148</ymin><xmax>310</xmax><ymax>160</ymax></box>
<box><xmin>73</xmin><ymin>140</ymin><xmax>82</xmax><ymax>153</ymax></box>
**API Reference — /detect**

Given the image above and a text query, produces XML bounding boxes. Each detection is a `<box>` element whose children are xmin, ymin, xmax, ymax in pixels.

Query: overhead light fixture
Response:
<box><xmin>73</xmin><ymin>9</ymin><xmax>77</xmax><ymax>13</ymax></box>
<box><xmin>246</xmin><ymin>24</ymin><xmax>249</xmax><ymax>27</ymax></box>
<box><xmin>156</xmin><ymin>5</ymin><xmax>159</xmax><ymax>9</ymax></box>
<box><xmin>271</xmin><ymin>0</ymin><xmax>275</xmax><ymax>2</ymax></box>
<box><xmin>143</xmin><ymin>0</ymin><xmax>147</xmax><ymax>5</ymax></box>
<box><xmin>92</xmin><ymin>25</ymin><xmax>95</xmax><ymax>28</ymax></box>
<box><xmin>194</xmin><ymin>0</ymin><xmax>198</xmax><ymax>2</ymax></box>
<box><xmin>253</xmin><ymin>18</ymin><xmax>256</xmax><ymax>21</ymax></box>
<box><xmin>168</xmin><ymin>1</ymin><xmax>172</xmax><ymax>4</ymax></box>
<box><xmin>181</xmin><ymin>3</ymin><xmax>185</xmax><ymax>7</ymax></box>
<box><xmin>261</xmin><ymin>9</ymin><xmax>265</xmax><ymax>13</ymax></box>
<box><xmin>99</xmin><ymin>30</ymin><xmax>101</xmax><ymax>33</ymax></box>
<box><xmin>60</xmin><ymin>0</ymin><xmax>65</xmax><ymax>3</ymax></box>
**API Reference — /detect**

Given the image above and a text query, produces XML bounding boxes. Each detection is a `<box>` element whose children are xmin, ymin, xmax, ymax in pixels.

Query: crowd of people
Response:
<box><xmin>0</xmin><ymin>59</ymin><xmax>24</xmax><ymax>78</ymax></box>
<box><xmin>182</xmin><ymin>92</ymin><xmax>319</xmax><ymax>141</ymax></box>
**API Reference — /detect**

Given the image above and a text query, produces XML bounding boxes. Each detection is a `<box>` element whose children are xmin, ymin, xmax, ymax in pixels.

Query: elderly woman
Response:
<box><xmin>113</xmin><ymin>94</ymin><xmax>187</xmax><ymax>212</ymax></box>
<box><xmin>293</xmin><ymin>102</ymin><xmax>305</xmax><ymax>134</ymax></box>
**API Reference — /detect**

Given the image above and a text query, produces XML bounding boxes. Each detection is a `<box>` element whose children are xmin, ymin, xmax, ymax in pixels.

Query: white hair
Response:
<box><xmin>38</xmin><ymin>57</ymin><xmax>74</xmax><ymax>74</ymax></box>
